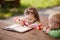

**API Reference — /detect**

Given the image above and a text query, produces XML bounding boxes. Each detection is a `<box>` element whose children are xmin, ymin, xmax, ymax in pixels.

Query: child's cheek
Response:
<box><xmin>29</xmin><ymin>20</ymin><xmax>33</xmax><ymax>23</ymax></box>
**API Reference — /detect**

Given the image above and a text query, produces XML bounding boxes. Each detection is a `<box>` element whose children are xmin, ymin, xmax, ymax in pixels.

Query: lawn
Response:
<box><xmin>21</xmin><ymin>0</ymin><xmax>60</xmax><ymax>9</ymax></box>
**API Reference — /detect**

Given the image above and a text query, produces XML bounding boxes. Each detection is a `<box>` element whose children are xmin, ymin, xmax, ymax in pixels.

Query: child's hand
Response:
<box><xmin>43</xmin><ymin>26</ymin><xmax>50</xmax><ymax>33</ymax></box>
<box><xmin>19</xmin><ymin>20</ymin><xmax>25</xmax><ymax>26</ymax></box>
<box><xmin>14</xmin><ymin>17</ymin><xmax>20</xmax><ymax>24</ymax></box>
<box><xmin>43</xmin><ymin>27</ymin><xmax>46</xmax><ymax>32</ymax></box>
<box><xmin>14</xmin><ymin>17</ymin><xmax>24</xmax><ymax>26</ymax></box>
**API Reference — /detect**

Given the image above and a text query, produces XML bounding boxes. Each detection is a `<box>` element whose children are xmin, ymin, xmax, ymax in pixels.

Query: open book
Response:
<box><xmin>4</xmin><ymin>24</ymin><xmax>32</xmax><ymax>33</ymax></box>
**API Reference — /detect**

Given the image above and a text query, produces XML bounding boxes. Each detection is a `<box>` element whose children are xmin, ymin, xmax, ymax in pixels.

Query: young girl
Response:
<box><xmin>43</xmin><ymin>13</ymin><xmax>60</xmax><ymax>37</ymax></box>
<box><xmin>14</xmin><ymin>7</ymin><xmax>42</xmax><ymax>30</ymax></box>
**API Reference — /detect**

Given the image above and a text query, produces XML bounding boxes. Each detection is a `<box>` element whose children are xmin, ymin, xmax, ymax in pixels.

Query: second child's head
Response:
<box><xmin>24</xmin><ymin>7</ymin><xmax>40</xmax><ymax>24</ymax></box>
<box><xmin>48</xmin><ymin>13</ymin><xmax>60</xmax><ymax>30</ymax></box>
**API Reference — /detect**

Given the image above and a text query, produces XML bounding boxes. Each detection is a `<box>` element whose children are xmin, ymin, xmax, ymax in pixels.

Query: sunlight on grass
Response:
<box><xmin>21</xmin><ymin>0</ymin><xmax>59</xmax><ymax>9</ymax></box>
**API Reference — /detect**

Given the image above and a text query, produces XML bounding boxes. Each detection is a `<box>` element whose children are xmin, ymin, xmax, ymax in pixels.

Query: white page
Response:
<box><xmin>4</xmin><ymin>24</ymin><xmax>32</xmax><ymax>32</ymax></box>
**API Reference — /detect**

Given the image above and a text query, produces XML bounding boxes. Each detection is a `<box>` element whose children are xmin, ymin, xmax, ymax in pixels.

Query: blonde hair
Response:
<box><xmin>24</xmin><ymin>7</ymin><xmax>40</xmax><ymax>22</ymax></box>
<box><xmin>49</xmin><ymin>13</ymin><xmax>60</xmax><ymax>29</ymax></box>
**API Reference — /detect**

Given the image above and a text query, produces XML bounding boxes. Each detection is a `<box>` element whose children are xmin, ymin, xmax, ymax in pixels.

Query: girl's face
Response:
<box><xmin>25</xmin><ymin>14</ymin><xmax>36</xmax><ymax>24</ymax></box>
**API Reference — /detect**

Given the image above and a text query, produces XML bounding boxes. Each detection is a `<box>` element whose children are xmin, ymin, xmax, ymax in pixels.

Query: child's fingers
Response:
<box><xmin>14</xmin><ymin>17</ymin><xmax>18</xmax><ymax>22</ymax></box>
<box><xmin>14</xmin><ymin>17</ymin><xmax>20</xmax><ymax>23</ymax></box>
<box><xmin>43</xmin><ymin>27</ymin><xmax>46</xmax><ymax>31</ymax></box>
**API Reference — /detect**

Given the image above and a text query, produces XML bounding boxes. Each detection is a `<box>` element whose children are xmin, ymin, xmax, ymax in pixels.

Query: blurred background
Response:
<box><xmin>0</xmin><ymin>0</ymin><xmax>60</xmax><ymax>19</ymax></box>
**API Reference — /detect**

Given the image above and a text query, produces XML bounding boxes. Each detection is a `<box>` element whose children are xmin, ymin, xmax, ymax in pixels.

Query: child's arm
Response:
<box><xmin>28</xmin><ymin>22</ymin><xmax>42</xmax><ymax>30</ymax></box>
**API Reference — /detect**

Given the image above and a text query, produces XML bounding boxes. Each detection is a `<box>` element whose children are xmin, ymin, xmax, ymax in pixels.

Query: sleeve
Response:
<box><xmin>48</xmin><ymin>29</ymin><xmax>60</xmax><ymax>37</ymax></box>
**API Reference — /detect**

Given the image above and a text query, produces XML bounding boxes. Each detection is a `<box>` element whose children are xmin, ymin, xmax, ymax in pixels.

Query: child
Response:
<box><xmin>43</xmin><ymin>13</ymin><xmax>60</xmax><ymax>37</ymax></box>
<box><xmin>14</xmin><ymin>7</ymin><xmax>42</xmax><ymax>30</ymax></box>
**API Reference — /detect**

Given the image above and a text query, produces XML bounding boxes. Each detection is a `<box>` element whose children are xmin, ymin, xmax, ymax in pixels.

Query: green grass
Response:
<box><xmin>21</xmin><ymin>0</ymin><xmax>60</xmax><ymax>9</ymax></box>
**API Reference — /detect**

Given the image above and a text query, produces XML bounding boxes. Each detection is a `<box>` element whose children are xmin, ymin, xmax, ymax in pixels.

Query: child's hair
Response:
<box><xmin>49</xmin><ymin>13</ymin><xmax>60</xmax><ymax>29</ymax></box>
<box><xmin>24</xmin><ymin>7</ymin><xmax>40</xmax><ymax>22</ymax></box>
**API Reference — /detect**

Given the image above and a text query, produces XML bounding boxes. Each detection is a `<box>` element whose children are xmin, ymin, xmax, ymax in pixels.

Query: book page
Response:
<box><xmin>4</xmin><ymin>24</ymin><xmax>32</xmax><ymax>32</ymax></box>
